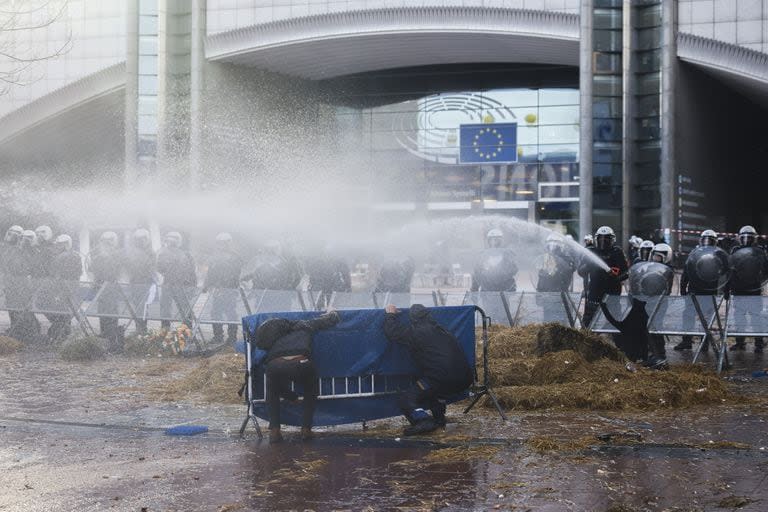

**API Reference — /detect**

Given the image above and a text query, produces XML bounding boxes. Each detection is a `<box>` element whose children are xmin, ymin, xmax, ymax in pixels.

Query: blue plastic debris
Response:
<box><xmin>751</xmin><ymin>370</ymin><xmax>768</xmax><ymax>378</ymax></box>
<box><xmin>165</xmin><ymin>425</ymin><xmax>209</xmax><ymax>436</ymax></box>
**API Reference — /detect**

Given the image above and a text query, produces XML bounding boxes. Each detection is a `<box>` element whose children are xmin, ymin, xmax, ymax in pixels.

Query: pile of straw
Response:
<box><xmin>0</xmin><ymin>335</ymin><xmax>23</xmax><ymax>355</ymax></box>
<box><xmin>151</xmin><ymin>352</ymin><xmax>244</xmax><ymax>404</ymax></box>
<box><xmin>482</xmin><ymin>323</ymin><xmax>729</xmax><ymax>411</ymax></box>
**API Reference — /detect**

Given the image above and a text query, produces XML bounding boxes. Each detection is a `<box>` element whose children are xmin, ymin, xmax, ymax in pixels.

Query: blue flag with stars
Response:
<box><xmin>459</xmin><ymin>123</ymin><xmax>518</xmax><ymax>164</ymax></box>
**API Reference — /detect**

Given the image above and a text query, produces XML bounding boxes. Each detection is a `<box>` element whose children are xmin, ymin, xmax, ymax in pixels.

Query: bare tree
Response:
<box><xmin>0</xmin><ymin>0</ymin><xmax>71</xmax><ymax>94</ymax></box>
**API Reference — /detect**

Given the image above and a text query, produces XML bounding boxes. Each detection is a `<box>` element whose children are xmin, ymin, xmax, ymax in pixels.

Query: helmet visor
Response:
<box><xmin>596</xmin><ymin>235</ymin><xmax>613</xmax><ymax>251</ymax></box>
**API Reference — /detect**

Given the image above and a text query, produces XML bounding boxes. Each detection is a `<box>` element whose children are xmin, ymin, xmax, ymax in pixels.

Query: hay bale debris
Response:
<box><xmin>0</xmin><ymin>335</ymin><xmax>23</xmax><ymax>355</ymax></box>
<box><xmin>59</xmin><ymin>336</ymin><xmax>107</xmax><ymax>361</ymax></box>
<box><xmin>482</xmin><ymin>324</ymin><xmax>730</xmax><ymax>412</ymax></box>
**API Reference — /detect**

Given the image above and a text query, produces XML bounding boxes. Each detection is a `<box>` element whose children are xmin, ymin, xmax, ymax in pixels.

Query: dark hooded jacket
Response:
<box><xmin>383</xmin><ymin>304</ymin><xmax>473</xmax><ymax>390</ymax></box>
<box><xmin>600</xmin><ymin>298</ymin><xmax>648</xmax><ymax>362</ymax></box>
<box><xmin>254</xmin><ymin>311</ymin><xmax>340</xmax><ymax>364</ymax></box>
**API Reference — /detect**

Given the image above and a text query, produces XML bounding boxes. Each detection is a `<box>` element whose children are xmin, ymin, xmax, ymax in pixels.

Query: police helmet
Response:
<box><xmin>629</xmin><ymin>235</ymin><xmax>642</xmax><ymax>249</ymax></box>
<box><xmin>133</xmin><ymin>228</ymin><xmax>151</xmax><ymax>248</ymax></box>
<box><xmin>639</xmin><ymin>240</ymin><xmax>655</xmax><ymax>261</ymax></box>
<box><xmin>215</xmin><ymin>232</ymin><xmax>233</xmax><ymax>251</ymax></box>
<box><xmin>700</xmin><ymin>229</ymin><xmax>718</xmax><ymax>247</ymax></box>
<box><xmin>54</xmin><ymin>234</ymin><xmax>73</xmax><ymax>252</ymax></box>
<box><xmin>583</xmin><ymin>234</ymin><xmax>594</xmax><ymax>247</ymax></box>
<box><xmin>164</xmin><ymin>231</ymin><xmax>183</xmax><ymax>248</ymax></box>
<box><xmin>545</xmin><ymin>234</ymin><xmax>565</xmax><ymax>253</ymax></box>
<box><xmin>4</xmin><ymin>225</ymin><xmax>23</xmax><ymax>244</ymax></box>
<box><xmin>594</xmin><ymin>226</ymin><xmax>615</xmax><ymax>251</ymax></box>
<box><xmin>100</xmin><ymin>231</ymin><xmax>118</xmax><ymax>249</ymax></box>
<box><xmin>486</xmin><ymin>228</ymin><xmax>503</xmax><ymax>248</ymax></box>
<box><xmin>35</xmin><ymin>225</ymin><xmax>53</xmax><ymax>243</ymax></box>
<box><xmin>739</xmin><ymin>225</ymin><xmax>758</xmax><ymax>247</ymax></box>
<box><xmin>21</xmin><ymin>230</ymin><xmax>37</xmax><ymax>247</ymax></box>
<box><xmin>651</xmin><ymin>243</ymin><xmax>673</xmax><ymax>264</ymax></box>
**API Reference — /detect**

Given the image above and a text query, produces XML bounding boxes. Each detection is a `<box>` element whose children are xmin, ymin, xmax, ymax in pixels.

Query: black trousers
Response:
<box><xmin>398</xmin><ymin>378</ymin><xmax>457</xmax><ymax>425</ymax></box>
<box><xmin>265</xmin><ymin>357</ymin><xmax>318</xmax><ymax>429</ymax></box>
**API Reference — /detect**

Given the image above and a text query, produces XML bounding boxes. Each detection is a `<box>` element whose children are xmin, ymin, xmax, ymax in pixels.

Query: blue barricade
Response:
<box><xmin>240</xmin><ymin>306</ymin><xmax>476</xmax><ymax>426</ymax></box>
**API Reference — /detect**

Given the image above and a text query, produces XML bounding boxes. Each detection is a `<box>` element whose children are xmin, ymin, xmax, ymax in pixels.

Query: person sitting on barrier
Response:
<box><xmin>254</xmin><ymin>309</ymin><xmax>340</xmax><ymax>444</ymax></box>
<box><xmin>383</xmin><ymin>304</ymin><xmax>473</xmax><ymax>436</ymax></box>
<box><xmin>599</xmin><ymin>296</ymin><xmax>667</xmax><ymax>369</ymax></box>
<box><xmin>578</xmin><ymin>226</ymin><xmax>629</xmax><ymax>328</ymax></box>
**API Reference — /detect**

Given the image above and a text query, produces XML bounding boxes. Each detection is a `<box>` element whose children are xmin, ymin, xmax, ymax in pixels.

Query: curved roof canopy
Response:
<box><xmin>0</xmin><ymin>63</ymin><xmax>125</xmax><ymax>165</ymax></box>
<box><xmin>678</xmin><ymin>33</ymin><xmax>768</xmax><ymax>108</ymax></box>
<box><xmin>206</xmin><ymin>6</ymin><xmax>580</xmax><ymax>80</ymax></box>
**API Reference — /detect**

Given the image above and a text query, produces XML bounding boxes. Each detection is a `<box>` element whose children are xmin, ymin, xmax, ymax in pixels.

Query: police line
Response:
<box><xmin>0</xmin><ymin>278</ymin><xmax>762</xmax><ymax>338</ymax></box>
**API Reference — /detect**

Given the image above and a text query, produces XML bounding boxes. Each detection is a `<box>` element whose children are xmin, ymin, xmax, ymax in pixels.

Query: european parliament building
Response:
<box><xmin>1</xmin><ymin>1</ymin><xmax>767</xmax><ymax>250</ymax></box>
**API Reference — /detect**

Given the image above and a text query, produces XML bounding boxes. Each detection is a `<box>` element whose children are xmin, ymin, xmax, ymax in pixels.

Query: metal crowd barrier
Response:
<box><xmin>0</xmin><ymin>277</ymin><xmax>759</xmax><ymax>371</ymax></box>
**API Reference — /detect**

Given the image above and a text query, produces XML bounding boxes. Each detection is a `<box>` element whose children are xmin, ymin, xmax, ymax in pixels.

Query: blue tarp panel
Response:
<box><xmin>240</xmin><ymin>306</ymin><xmax>477</xmax><ymax>426</ymax></box>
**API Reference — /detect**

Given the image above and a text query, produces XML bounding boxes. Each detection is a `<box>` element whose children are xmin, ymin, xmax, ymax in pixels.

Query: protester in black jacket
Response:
<box><xmin>383</xmin><ymin>304</ymin><xmax>473</xmax><ymax>436</ymax></box>
<box><xmin>254</xmin><ymin>310</ymin><xmax>340</xmax><ymax>443</ymax></box>
<box><xmin>599</xmin><ymin>297</ymin><xmax>665</xmax><ymax>367</ymax></box>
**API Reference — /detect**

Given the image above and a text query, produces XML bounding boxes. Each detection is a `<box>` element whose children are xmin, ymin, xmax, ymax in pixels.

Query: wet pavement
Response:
<box><xmin>3</xmin><ymin>347</ymin><xmax>768</xmax><ymax>511</ymax></box>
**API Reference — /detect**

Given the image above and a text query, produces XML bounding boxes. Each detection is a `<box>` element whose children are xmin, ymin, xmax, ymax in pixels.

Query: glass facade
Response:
<box><xmin>206</xmin><ymin>0</ymin><xmax>581</xmax><ymax>35</ymax></box>
<box><xmin>334</xmin><ymin>87</ymin><xmax>580</xmax><ymax>235</ymax></box>
<box><xmin>0</xmin><ymin>0</ymin><xmax>126</xmax><ymax>118</ymax></box>
<box><xmin>590</xmin><ymin>1</ymin><xmax>623</xmax><ymax>234</ymax></box>
<box><xmin>630</xmin><ymin>0</ymin><xmax>662</xmax><ymax>238</ymax></box>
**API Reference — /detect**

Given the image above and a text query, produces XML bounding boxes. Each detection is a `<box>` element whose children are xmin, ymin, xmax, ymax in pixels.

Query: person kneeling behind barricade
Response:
<box><xmin>253</xmin><ymin>310</ymin><xmax>340</xmax><ymax>444</ymax></box>
<box><xmin>383</xmin><ymin>304</ymin><xmax>473</xmax><ymax>436</ymax></box>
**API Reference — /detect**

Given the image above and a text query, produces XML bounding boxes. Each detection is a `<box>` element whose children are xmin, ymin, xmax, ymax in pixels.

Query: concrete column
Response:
<box><xmin>189</xmin><ymin>0</ymin><xmax>206</xmax><ymax>190</ymax></box>
<box><xmin>621</xmin><ymin>1</ymin><xmax>633</xmax><ymax>246</ymax></box>
<box><xmin>578</xmin><ymin>0</ymin><xmax>594</xmax><ymax>242</ymax></box>
<box><xmin>157</xmin><ymin>0</ymin><xmax>192</xmax><ymax>170</ymax></box>
<box><xmin>661</xmin><ymin>0</ymin><xmax>678</xmax><ymax>246</ymax></box>
<box><xmin>124</xmin><ymin>0</ymin><xmax>139</xmax><ymax>188</ymax></box>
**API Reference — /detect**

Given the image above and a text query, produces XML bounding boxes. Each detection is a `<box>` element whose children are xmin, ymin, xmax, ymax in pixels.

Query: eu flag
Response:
<box><xmin>459</xmin><ymin>123</ymin><xmax>518</xmax><ymax>164</ymax></box>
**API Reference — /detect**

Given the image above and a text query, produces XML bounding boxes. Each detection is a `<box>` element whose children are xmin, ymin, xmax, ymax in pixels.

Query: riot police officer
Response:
<box><xmin>676</xmin><ymin>229</ymin><xmax>729</xmax><ymax>350</ymax></box>
<box><xmin>5</xmin><ymin>230</ymin><xmax>41</xmax><ymax>341</ymax></box>
<box><xmin>1</xmin><ymin>225</ymin><xmax>24</xmax><ymax>334</ymax></box>
<box><xmin>633</xmin><ymin>240</ymin><xmax>655</xmax><ymax>265</ymax></box>
<box><xmin>241</xmin><ymin>240</ymin><xmax>302</xmax><ymax>291</ymax></box>
<box><xmin>204</xmin><ymin>232</ymin><xmax>243</xmax><ymax>344</ymax></box>
<box><xmin>375</xmin><ymin>257</ymin><xmax>415</xmax><ymax>293</ymax></box>
<box><xmin>729</xmin><ymin>225</ymin><xmax>768</xmax><ymax>352</ymax></box>
<box><xmin>34</xmin><ymin>225</ymin><xmax>55</xmax><ymax>278</ymax></box>
<box><xmin>306</xmin><ymin>247</ymin><xmax>352</xmax><ymax>309</ymax></box>
<box><xmin>156</xmin><ymin>231</ymin><xmax>197</xmax><ymax>331</ymax></box>
<box><xmin>471</xmin><ymin>229</ymin><xmax>518</xmax><ymax>292</ymax></box>
<box><xmin>88</xmin><ymin>231</ymin><xmax>123</xmax><ymax>347</ymax></box>
<box><xmin>578</xmin><ymin>226</ymin><xmax>629</xmax><ymax>328</ymax></box>
<box><xmin>124</xmin><ymin>228</ymin><xmax>157</xmax><ymax>334</ymax></box>
<box><xmin>628</xmin><ymin>236</ymin><xmax>643</xmax><ymax>263</ymax></box>
<box><xmin>47</xmin><ymin>234</ymin><xmax>83</xmax><ymax>340</ymax></box>
<box><xmin>647</xmin><ymin>243</ymin><xmax>674</xmax><ymax>362</ymax></box>
<box><xmin>536</xmin><ymin>234</ymin><xmax>576</xmax><ymax>293</ymax></box>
